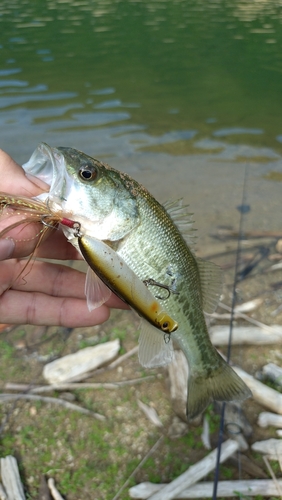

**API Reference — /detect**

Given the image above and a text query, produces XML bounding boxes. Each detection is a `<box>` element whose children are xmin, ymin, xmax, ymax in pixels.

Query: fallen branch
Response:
<box><xmin>0</xmin><ymin>394</ymin><xmax>105</xmax><ymax>420</ymax></box>
<box><xmin>233</xmin><ymin>366</ymin><xmax>282</xmax><ymax>414</ymax></box>
<box><xmin>129</xmin><ymin>479</ymin><xmax>282</xmax><ymax>499</ymax></box>
<box><xmin>210</xmin><ymin>325</ymin><xmax>282</xmax><ymax>345</ymax></box>
<box><xmin>146</xmin><ymin>439</ymin><xmax>239</xmax><ymax>500</ymax></box>
<box><xmin>218</xmin><ymin>302</ymin><xmax>282</xmax><ymax>335</ymax></box>
<box><xmin>252</xmin><ymin>438</ymin><xmax>282</xmax><ymax>461</ymax></box>
<box><xmin>5</xmin><ymin>376</ymin><xmax>155</xmax><ymax>393</ymax></box>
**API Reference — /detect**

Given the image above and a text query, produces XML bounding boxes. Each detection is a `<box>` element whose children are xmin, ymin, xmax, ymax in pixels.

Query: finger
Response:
<box><xmin>0</xmin><ymin>259</ymin><xmax>129</xmax><ymax>310</ymax></box>
<box><xmin>0</xmin><ymin>289</ymin><xmax>111</xmax><ymax>327</ymax></box>
<box><xmin>0</xmin><ymin>219</ymin><xmax>80</xmax><ymax>260</ymax></box>
<box><xmin>0</xmin><ymin>149</ymin><xmax>49</xmax><ymax>196</ymax></box>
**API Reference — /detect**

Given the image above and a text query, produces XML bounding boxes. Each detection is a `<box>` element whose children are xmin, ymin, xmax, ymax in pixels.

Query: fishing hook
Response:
<box><xmin>40</xmin><ymin>215</ymin><xmax>58</xmax><ymax>229</ymax></box>
<box><xmin>143</xmin><ymin>278</ymin><xmax>179</xmax><ymax>300</ymax></box>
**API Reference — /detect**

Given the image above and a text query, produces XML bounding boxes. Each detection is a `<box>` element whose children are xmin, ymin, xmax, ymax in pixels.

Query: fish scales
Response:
<box><xmin>21</xmin><ymin>143</ymin><xmax>252</xmax><ymax>420</ymax></box>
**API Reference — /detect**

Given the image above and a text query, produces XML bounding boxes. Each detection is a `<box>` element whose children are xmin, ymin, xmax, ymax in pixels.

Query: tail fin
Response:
<box><xmin>186</xmin><ymin>358</ymin><xmax>251</xmax><ymax>421</ymax></box>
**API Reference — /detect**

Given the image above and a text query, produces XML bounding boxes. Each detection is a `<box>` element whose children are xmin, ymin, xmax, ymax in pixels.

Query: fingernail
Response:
<box><xmin>0</xmin><ymin>239</ymin><xmax>15</xmax><ymax>260</ymax></box>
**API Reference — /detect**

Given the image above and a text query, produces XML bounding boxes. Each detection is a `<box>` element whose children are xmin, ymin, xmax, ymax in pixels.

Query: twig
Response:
<box><xmin>5</xmin><ymin>376</ymin><xmax>155</xmax><ymax>393</ymax></box>
<box><xmin>47</xmin><ymin>478</ymin><xmax>64</xmax><ymax>500</ymax></box>
<box><xmin>0</xmin><ymin>393</ymin><xmax>105</xmax><ymax>420</ymax></box>
<box><xmin>218</xmin><ymin>302</ymin><xmax>282</xmax><ymax>334</ymax></box>
<box><xmin>107</xmin><ymin>345</ymin><xmax>139</xmax><ymax>369</ymax></box>
<box><xmin>112</xmin><ymin>435</ymin><xmax>164</xmax><ymax>500</ymax></box>
<box><xmin>263</xmin><ymin>456</ymin><xmax>282</xmax><ymax>499</ymax></box>
<box><xmin>93</xmin><ymin>345</ymin><xmax>139</xmax><ymax>377</ymax></box>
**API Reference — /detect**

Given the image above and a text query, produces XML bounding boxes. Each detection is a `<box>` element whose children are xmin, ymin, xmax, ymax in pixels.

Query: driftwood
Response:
<box><xmin>251</xmin><ymin>438</ymin><xmax>282</xmax><ymax>461</ymax></box>
<box><xmin>129</xmin><ymin>479</ymin><xmax>282</xmax><ymax>498</ymax></box>
<box><xmin>168</xmin><ymin>350</ymin><xmax>188</xmax><ymax>421</ymax></box>
<box><xmin>262</xmin><ymin>363</ymin><xmax>282</xmax><ymax>386</ymax></box>
<box><xmin>0</xmin><ymin>484</ymin><xmax>7</xmax><ymax>500</ymax></box>
<box><xmin>258</xmin><ymin>411</ymin><xmax>282</xmax><ymax>428</ymax></box>
<box><xmin>233</xmin><ymin>366</ymin><xmax>282</xmax><ymax>414</ymax></box>
<box><xmin>43</xmin><ymin>339</ymin><xmax>120</xmax><ymax>384</ymax></box>
<box><xmin>0</xmin><ymin>456</ymin><xmax>25</xmax><ymax>500</ymax></box>
<box><xmin>228</xmin><ymin>454</ymin><xmax>267</xmax><ymax>479</ymax></box>
<box><xmin>145</xmin><ymin>439</ymin><xmax>239</xmax><ymax>500</ymax></box>
<box><xmin>210</xmin><ymin>325</ymin><xmax>282</xmax><ymax>345</ymax></box>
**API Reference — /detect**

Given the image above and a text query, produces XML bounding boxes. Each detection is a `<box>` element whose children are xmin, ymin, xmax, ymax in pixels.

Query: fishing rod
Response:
<box><xmin>212</xmin><ymin>162</ymin><xmax>249</xmax><ymax>499</ymax></box>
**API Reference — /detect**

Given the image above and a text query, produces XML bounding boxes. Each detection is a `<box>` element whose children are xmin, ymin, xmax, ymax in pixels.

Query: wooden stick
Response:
<box><xmin>233</xmin><ymin>367</ymin><xmax>282</xmax><ymax>414</ymax></box>
<box><xmin>0</xmin><ymin>456</ymin><xmax>25</xmax><ymax>500</ymax></box>
<box><xmin>146</xmin><ymin>439</ymin><xmax>239</xmax><ymax>500</ymax></box>
<box><xmin>215</xmin><ymin>228</ymin><xmax>282</xmax><ymax>238</ymax></box>
<box><xmin>112</xmin><ymin>436</ymin><xmax>164</xmax><ymax>500</ymax></box>
<box><xmin>218</xmin><ymin>302</ymin><xmax>282</xmax><ymax>334</ymax></box>
<box><xmin>263</xmin><ymin>456</ymin><xmax>282</xmax><ymax>498</ymax></box>
<box><xmin>5</xmin><ymin>376</ymin><xmax>155</xmax><ymax>393</ymax></box>
<box><xmin>0</xmin><ymin>393</ymin><xmax>105</xmax><ymax>420</ymax></box>
<box><xmin>47</xmin><ymin>478</ymin><xmax>64</xmax><ymax>500</ymax></box>
<box><xmin>129</xmin><ymin>479</ymin><xmax>282</xmax><ymax>499</ymax></box>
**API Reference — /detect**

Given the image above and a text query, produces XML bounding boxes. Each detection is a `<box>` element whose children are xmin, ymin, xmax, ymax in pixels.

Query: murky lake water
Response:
<box><xmin>1</xmin><ymin>0</ymin><xmax>282</xmax><ymax>242</ymax></box>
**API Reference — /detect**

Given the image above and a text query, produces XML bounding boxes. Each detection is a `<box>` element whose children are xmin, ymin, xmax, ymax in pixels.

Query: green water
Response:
<box><xmin>0</xmin><ymin>0</ymin><xmax>282</xmax><ymax>236</ymax></box>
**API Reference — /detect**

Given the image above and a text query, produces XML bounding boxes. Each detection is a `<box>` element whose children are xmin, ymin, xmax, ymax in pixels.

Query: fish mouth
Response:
<box><xmin>22</xmin><ymin>142</ymin><xmax>74</xmax><ymax>211</ymax></box>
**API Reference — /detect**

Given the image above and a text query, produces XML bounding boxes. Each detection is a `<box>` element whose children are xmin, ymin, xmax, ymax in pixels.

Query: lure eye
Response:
<box><xmin>162</xmin><ymin>321</ymin><xmax>170</xmax><ymax>332</ymax></box>
<box><xmin>79</xmin><ymin>164</ymin><xmax>98</xmax><ymax>181</ymax></box>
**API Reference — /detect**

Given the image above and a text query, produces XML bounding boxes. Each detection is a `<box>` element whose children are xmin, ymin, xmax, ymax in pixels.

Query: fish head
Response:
<box><xmin>23</xmin><ymin>143</ymin><xmax>140</xmax><ymax>241</ymax></box>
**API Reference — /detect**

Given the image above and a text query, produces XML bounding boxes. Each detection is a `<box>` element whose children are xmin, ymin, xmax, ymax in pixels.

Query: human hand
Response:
<box><xmin>0</xmin><ymin>148</ymin><xmax>128</xmax><ymax>327</ymax></box>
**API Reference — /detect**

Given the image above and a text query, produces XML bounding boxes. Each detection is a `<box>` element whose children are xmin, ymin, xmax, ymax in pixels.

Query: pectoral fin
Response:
<box><xmin>85</xmin><ymin>266</ymin><xmax>112</xmax><ymax>311</ymax></box>
<box><xmin>138</xmin><ymin>319</ymin><xmax>174</xmax><ymax>368</ymax></box>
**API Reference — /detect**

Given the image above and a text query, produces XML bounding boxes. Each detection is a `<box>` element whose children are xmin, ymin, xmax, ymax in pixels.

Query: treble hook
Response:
<box><xmin>143</xmin><ymin>278</ymin><xmax>171</xmax><ymax>300</ymax></box>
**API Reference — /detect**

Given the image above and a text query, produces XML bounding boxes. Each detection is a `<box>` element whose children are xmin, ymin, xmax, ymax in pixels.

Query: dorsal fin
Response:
<box><xmin>197</xmin><ymin>259</ymin><xmax>223</xmax><ymax>314</ymax></box>
<box><xmin>138</xmin><ymin>319</ymin><xmax>174</xmax><ymax>368</ymax></box>
<box><xmin>163</xmin><ymin>199</ymin><xmax>197</xmax><ymax>248</ymax></box>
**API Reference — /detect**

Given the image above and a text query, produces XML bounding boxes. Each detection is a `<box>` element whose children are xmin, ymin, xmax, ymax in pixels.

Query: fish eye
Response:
<box><xmin>78</xmin><ymin>164</ymin><xmax>98</xmax><ymax>182</ymax></box>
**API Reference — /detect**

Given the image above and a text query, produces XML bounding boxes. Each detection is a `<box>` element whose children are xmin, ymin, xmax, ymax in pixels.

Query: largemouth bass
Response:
<box><xmin>22</xmin><ymin>143</ymin><xmax>251</xmax><ymax>420</ymax></box>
